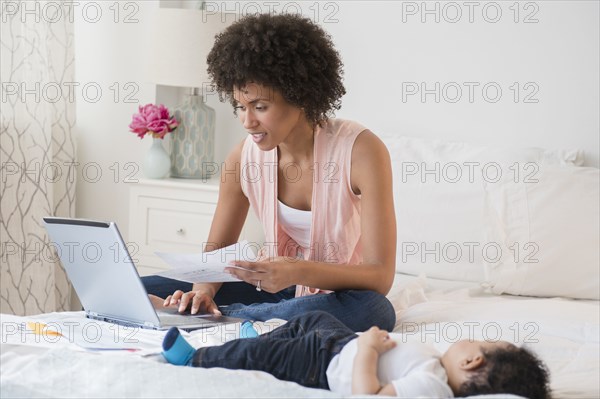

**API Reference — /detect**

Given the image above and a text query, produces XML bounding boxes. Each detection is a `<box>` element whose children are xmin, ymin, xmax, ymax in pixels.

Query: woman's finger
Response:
<box><xmin>227</xmin><ymin>270</ymin><xmax>250</xmax><ymax>283</ymax></box>
<box><xmin>227</xmin><ymin>268</ymin><xmax>266</xmax><ymax>283</ymax></box>
<box><xmin>179</xmin><ymin>291</ymin><xmax>194</xmax><ymax>311</ymax></box>
<box><xmin>201</xmin><ymin>296</ymin><xmax>221</xmax><ymax>316</ymax></box>
<box><xmin>190</xmin><ymin>294</ymin><xmax>221</xmax><ymax>316</ymax></box>
<box><xmin>226</xmin><ymin>259</ymin><xmax>269</xmax><ymax>275</ymax></box>
<box><xmin>190</xmin><ymin>294</ymin><xmax>203</xmax><ymax>314</ymax></box>
<box><xmin>191</xmin><ymin>294</ymin><xmax>208</xmax><ymax>314</ymax></box>
<box><xmin>208</xmin><ymin>301</ymin><xmax>222</xmax><ymax>316</ymax></box>
<box><xmin>228</xmin><ymin>260</ymin><xmax>269</xmax><ymax>272</ymax></box>
<box><xmin>169</xmin><ymin>290</ymin><xmax>184</xmax><ymax>305</ymax></box>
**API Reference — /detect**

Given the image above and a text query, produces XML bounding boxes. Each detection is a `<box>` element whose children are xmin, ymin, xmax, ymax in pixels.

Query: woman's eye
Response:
<box><xmin>234</xmin><ymin>105</ymin><xmax>266</xmax><ymax>111</ymax></box>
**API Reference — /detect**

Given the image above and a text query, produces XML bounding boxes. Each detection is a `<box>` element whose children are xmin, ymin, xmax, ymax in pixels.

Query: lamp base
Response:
<box><xmin>171</xmin><ymin>94</ymin><xmax>216</xmax><ymax>179</ymax></box>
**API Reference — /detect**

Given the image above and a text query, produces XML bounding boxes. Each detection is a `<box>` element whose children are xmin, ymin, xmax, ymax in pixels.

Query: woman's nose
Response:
<box><xmin>242</xmin><ymin>109</ymin><xmax>258</xmax><ymax>129</ymax></box>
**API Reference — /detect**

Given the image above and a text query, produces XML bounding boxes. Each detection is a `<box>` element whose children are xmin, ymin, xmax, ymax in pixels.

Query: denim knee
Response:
<box><xmin>287</xmin><ymin>310</ymin><xmax>345</xmax><ymax>332</ymax></box>
<box><xmin>343</xmin><ymin>290</ymin><xmax>396</xmax><ymax>332</ymax></box>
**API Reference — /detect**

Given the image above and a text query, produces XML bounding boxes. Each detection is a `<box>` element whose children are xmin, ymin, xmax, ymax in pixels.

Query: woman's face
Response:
<box><xmin>233</xmin><ymin>83</ymin><xmax>308</xmax><ymax>151</ymax></box>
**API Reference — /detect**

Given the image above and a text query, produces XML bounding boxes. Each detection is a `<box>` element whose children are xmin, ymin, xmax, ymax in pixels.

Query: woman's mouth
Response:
<box><xmin>251</xmin><ymin>133</ymin><xmax>266</xmax><ymax>143</ymax></box>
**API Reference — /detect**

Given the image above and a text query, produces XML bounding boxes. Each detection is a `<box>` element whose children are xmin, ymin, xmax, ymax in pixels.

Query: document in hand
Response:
<box><xmin>154</xmin><ymin>241</ymin><xmax>259</xmax><ymax>283</ymax></box>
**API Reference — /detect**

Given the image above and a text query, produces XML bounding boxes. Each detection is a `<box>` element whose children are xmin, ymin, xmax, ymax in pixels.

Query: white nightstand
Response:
<box><xmin>129</xmin><ymin>178</ymin><xmax>263</xmax><ymax>276</ymax></box>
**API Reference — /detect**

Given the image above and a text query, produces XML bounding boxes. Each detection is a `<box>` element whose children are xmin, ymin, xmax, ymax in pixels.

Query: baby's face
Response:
<box><xmin>441</xmin><ymin>340</ymin><xmax>514</xmax><ymax>394</ymax></box>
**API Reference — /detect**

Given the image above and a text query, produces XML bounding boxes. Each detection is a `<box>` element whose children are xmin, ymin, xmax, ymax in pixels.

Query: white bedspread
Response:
<box><xmin>388</xmin><ymin>275</ymin><xmax>600</xmax><ymax>398</ymax></box>
<box><xmin>1</xmin><ymin>274</ymin><xmax>598</xmax><ymax>398</ymax></box>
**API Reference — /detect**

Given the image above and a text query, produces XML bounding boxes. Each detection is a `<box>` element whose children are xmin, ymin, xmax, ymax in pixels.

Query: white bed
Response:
<box><xmin>2</xmin><ymin>136</ymin><xmax>598</xmax><ymax>398</ymax></box>
<box><xmin>1</xmin><ymin>273</ymin><xmax>598</xmax><ymax>398</ymax></box>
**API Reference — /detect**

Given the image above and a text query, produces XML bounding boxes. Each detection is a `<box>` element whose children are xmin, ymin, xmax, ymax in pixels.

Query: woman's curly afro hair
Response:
<box><xmin>206</xmin><ymin>13</ymin><xmax>346</xmax><ymax>127</ymax></box>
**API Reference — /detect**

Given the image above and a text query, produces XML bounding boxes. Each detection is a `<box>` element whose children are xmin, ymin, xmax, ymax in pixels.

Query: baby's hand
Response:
<box><xmin>357</xmin><ymin>326</ymin><xmax>397</xmax><ymax>355</ymax></box>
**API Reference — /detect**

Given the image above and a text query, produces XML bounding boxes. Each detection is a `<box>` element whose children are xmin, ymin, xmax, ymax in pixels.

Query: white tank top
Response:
<box><xmin>277</xmin><ymin>199</ymin><xmax>312</xmax><ymax>250</ymax></box>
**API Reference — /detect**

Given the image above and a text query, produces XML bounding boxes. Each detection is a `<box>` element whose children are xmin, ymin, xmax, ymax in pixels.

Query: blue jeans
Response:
<box><xmin>141</xmin><ymin>276</ymin><xmax>396</xmax><ymax>331</ymax></box>
<box><xmin>191</xmin><ymin>311</ymin><xmax>358</xmax><ymax>389</ymax></box>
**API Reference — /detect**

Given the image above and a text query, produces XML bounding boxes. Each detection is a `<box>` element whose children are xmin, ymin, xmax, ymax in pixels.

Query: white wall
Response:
<box><xmin>74</xmin><ymin>0</ymin><xmax>158</xmax><ymax>237</ymax></box>
<box><xmin>75</xmin><ymin>1</ymin><xmax>599</xmax><ymax>235</ymax></box>
<box><xmin>327</xmin><ymin>1</ymin><xmax>599</xmax><ymax>166</ymax></box>
<box><xmin>74</xmin><ymin>0</ymin><xmax>247</xmax><ymax>238</ymax></box>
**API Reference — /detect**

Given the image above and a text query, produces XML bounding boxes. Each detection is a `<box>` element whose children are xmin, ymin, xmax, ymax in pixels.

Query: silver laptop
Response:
<box><xmin>43</xmin><ymin>217</ymin><xmax>243</xmax><ymax>330</ymax></box>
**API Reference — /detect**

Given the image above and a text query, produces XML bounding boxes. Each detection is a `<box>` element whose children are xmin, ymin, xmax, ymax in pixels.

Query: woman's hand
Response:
<box><xmin>225</xmin><ymin>256</ymin><xmax>299</xmax><ymax>293</ymax></box>
<box><xmin>357</xmin><ymin>326</ymin><xmax>396</xmax><ymax>355</ymax></box>
<box><xmin>163</xmin><ymin>290</ymin><xmax>221</xmax><ymax>315</ymax></box>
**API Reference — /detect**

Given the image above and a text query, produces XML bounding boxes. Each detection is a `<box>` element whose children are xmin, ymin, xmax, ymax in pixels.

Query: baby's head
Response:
<box><xmin>441</xmin><ymin>340</ymin><xmax>551</xmax><ymax>399</ymax></box>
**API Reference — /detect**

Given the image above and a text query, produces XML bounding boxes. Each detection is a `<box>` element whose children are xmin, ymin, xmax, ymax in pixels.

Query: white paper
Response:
<box><xmin>154</xmin><ymin>241</ymin><xmax>259</xmax><ymax>283</ymax></box>
<box><xmin>0</xmin><ymin>313</ymin><xmax>162</xmax><ymax>353</ymax></box>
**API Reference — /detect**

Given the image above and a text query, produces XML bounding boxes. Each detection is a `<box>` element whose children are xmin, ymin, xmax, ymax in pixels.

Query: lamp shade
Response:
<box><xmin>145</xmin><ymin>8</ymin><xmax>231</xmax><ymax>89</ymax></box>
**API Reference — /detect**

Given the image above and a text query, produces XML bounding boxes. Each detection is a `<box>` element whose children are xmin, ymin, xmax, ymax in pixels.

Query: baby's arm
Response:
<box><xmin>352</xmin><ymin>327</ymin><xmax>397</xmax><ymax>396</ymax></box>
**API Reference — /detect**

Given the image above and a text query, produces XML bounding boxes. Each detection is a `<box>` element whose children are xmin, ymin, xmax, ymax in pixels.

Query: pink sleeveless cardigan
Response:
<box><xmin>240</xmin><ymin>118</ymin><xmax>367</xmax><ymax>297</ymax></box>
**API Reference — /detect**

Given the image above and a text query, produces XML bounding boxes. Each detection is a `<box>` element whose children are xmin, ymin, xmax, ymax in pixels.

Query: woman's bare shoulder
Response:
<box><xmin>221</xmin><ymin>137</ymin><xmax>248</xmax><ymax>185</ymax></box>
<box><xmin>351</xmin><ymin>129</ymin><xmax>393</xmax><ymax>195</ymax></box>
<box><xmin>352</xmin><ymin>129</ymin><xmax>391</xmax><ymax>166</ymax></box>
<box><xmin>227</xmin><ymin>137</ymin><xmax>247</xmax><ymax>162</ymax></box>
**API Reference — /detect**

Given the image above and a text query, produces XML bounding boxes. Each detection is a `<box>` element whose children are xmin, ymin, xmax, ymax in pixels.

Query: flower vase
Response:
<box><xmin>144</xmin><ymin>138</ymin><xmax>171</xmax><ymax>179</ymax></box>
<box><xmin>171</xmin><ymin>94</ymin><xmax>215</xmax><ymax>178</ymax></box>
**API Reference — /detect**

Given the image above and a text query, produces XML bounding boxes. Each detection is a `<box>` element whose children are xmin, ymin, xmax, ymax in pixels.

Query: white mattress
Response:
<box><xmin>388</xmin><ymin>274</ymin><xmax>600</xmax><ymax>398</ymax></box>
<box><xmin>1</xmin><ymin>273</ymin><xmax>598</xmax><ymax>398</ymax></box>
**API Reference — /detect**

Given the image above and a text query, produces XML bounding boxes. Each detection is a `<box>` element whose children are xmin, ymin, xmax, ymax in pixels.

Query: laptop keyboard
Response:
<box><xmin>157</xmin><ymin>310</ymin><xmax>243</xmax><ymax>328</ymax></box>
<box><xmin>157</xmin><ymin>313</ymin><xmax>211</xmax><ymax>326</ymax></box>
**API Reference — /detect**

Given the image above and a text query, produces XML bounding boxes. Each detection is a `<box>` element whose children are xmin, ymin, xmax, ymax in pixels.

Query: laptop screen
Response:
<box><xmin>43</xmin><ymin>217</ymin><xmax>160</xmax><ymax>327</ymax></box>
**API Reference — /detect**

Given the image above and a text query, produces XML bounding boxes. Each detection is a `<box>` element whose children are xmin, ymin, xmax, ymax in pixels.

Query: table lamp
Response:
<box><xmin>146</xmin><ymin>8</ymin><xmax>231</xmax><ymax>178</ymax></box>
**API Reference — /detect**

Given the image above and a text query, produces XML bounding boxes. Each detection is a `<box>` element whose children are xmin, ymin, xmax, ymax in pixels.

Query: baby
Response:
<box><xmin>162</xmin><ymin>311</ymin><xmax>550</xmax><ymax>398</ymax></box>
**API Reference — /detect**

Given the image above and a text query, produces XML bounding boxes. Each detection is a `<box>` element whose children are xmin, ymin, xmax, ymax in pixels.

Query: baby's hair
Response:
<box><xmin>206</xmin><ymin>13</ymin><xmax>346</xmax><ymax>127</ymax></box>
<box><xmin>457</xmin><ymin>345</ymin><xmax>551</xmax><ymax>399</ymax></box>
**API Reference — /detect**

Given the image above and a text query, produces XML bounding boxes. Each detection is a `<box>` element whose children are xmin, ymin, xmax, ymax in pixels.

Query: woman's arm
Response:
<box><xmin>201</xmin><ymin>138</ymin><xmax>250</xmax><ymax>255</ymax></box>
<box><xmin>228</xmin><ymin>130</ymin><xmax>397</xmax><ymax>295</ymax></box>
<box><xmin>352</xmin><ymin>327</ymin><xmax>397</xmax><ymax>396</ymax></box>
<box><xmin>166</xmin><ymin>138</ymin><xmax>251</xmax><ymax>313</ymax></box>
<box><xmin>345</xmin><ymin>129</ymin><xmax>397</xmax><ymax>294</ymax></box>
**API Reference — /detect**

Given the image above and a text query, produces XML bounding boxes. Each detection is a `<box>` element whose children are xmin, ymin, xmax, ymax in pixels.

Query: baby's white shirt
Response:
<box><xmin>326</xmin><ymin>333</ymin><xmax>454</xmax><ymax>398</ymax></box>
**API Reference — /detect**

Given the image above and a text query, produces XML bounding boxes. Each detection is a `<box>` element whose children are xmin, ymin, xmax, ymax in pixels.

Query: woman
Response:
<box><xmin>142</xmin><ymin>13</ymin><xmax>397</xmax><ymax>332</ymax></box>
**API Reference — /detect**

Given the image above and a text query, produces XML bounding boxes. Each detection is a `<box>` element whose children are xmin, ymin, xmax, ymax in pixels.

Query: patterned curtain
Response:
<box><xmin>1</xmin><ymin>1</ymin><xmax>76</xmax><ymax>315</ymax></box>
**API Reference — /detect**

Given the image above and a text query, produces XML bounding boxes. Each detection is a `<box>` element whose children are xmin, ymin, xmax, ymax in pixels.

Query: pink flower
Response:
<box><xmin>129</xmin><ymin>104</ymin><xmax>179</xmax><ymax>139</ymax></box>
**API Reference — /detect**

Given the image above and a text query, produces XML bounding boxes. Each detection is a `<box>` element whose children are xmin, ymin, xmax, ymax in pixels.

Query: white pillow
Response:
<box><xmin>482</xmin><ymin>165</ymin><xmax>599</xmax><ymax>300</ymax></box>
<box><xmin>378</xmin><ymin>134</ymin><xmax>584</xmax><ymax>282</ymax></box>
